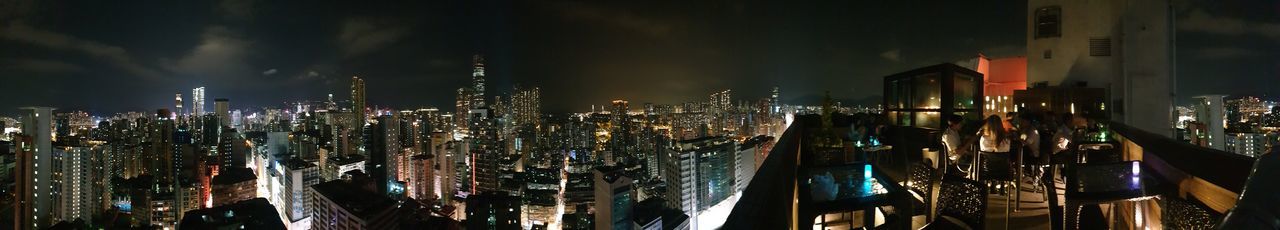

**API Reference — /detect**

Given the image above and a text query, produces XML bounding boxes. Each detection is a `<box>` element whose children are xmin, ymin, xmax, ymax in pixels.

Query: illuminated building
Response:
<box><xmin>215</xmin><ymin>98</ymin><xmax>230</xmax><ymax>126</ymax></box>
<box><xmin>365</xmin><ymin>115</ymin><xmax>398</xmax><ymax>195</ymax></box>
<box><xmin>193</xmin><ymin>87</ymin><xmax>206</xmax><ymax>115</ymax></box>
<box><xmin>55</xmin><ymin>146</ymin><xmax>99</xmax><ymax>223</ymax></box>
<box><xmin>282</xmin><ymin>158</ymin><xmax>320</xmax><ymax>226</ymax></box>
<box><xmin>309</xmin><ymin>180</ymin><xmax>405</xmax><ymax>230</ymax></box>
<box><xmin>430</xmin><ymin>132</ymin><xmax>455</xmax><ymax>203</ymax></box>
<box><xmin>472</xmin><ymin>54</ymin><xmax>487</xmax><ymax>109</ymax></box>
<box><xmin>512</xmin><ymin>85</ymin><xmax>542</xmax><ymax>127</ymax></box>
<box><xmin>211</xmin><ymin>167</ymin><xmax>256</xmax><ymax>207</ymax></box>
<box><xmin>409</xmin><ymin>154</ymin><xmax>435</xmax><ymax>200</ymax></box>
<box><xmin>175</xmin><ymin>93</ymin><xmax>184</xmax><ymax>116</ymax></box>
<box><xmin>351</xmin><ymin>76</ymin><xmax>366</xmax><ymax>151</ymax></box>
<box><xmin>1225</xmin><ymin>132</ymin><xmax>1269</xmax><ymax>157</ymax></box>
<box><xmin>20</xmin><ymin>107</ymin><xmax>54</xmax><ymax>229</ymax></box>
<box><xmin>468</xmin><ymin>110</ymin><xmax>501</xmax><ymax>193</ymax></box>
<box><xmin>465</xmin><ymin>191</ymin><xmax>522</xmax><ymax>229</ymax></box>
<box><xmin>1194</xmin><ymin>95</ymin><xmax>1226</xmax><ymax>150</ymax></box>
<box><xmin>1226</xmin><ymin>96</ymin><xmax>1267</xmax><ymax>130</ymax></box>
<box><xmin>1026</xmin><ymin>0</ymin><xmax>1174</xmax><ymax>136</ymax></box>
<box><xmin>664</xmin><ymin>136</ymin><xmax>735</xmax><ymax>215</ymax></box>
<box><xmin>594</xmin><ymin>166</ymin><xmax>635</xmax><ymax>230</ymax></box>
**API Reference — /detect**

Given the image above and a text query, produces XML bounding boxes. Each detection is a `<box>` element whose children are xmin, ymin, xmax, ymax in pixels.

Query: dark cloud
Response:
<box><xmin>879</xmin><ymin>49</ymin><xmax>902</xmax><ymax>62</ymax></box>
<box><xmin>337</xmin><ymin>18</ymin><xmax>411</xmax><ymax>57</ymax></box>
<box><xmin>0</xmin><ymin>58</ymin><xmax>83</xmax><ymax>74</ymax></box>
<box><xmin>218</xmin><ymin>0</ymin><xmax>255</xmax><ymax>21</ymax></box>
<box><xmin>0</xmin><ymin>21</ymin><xmax>163</xmax><ymax>79</ymax></box>
<box><xmin>1180</xmin><ymin>9</ymin><xmax>1280</xmax><ymax>40</ymax></box>
<box><xmin>163</xmin><ymin>26</ymin><xmax>254</xmax><ymax>81</ymax></box>
<box><xmin>546</xmin><ymin>2</ymin><xmax>675</xmax><ymax>39</ymax></box>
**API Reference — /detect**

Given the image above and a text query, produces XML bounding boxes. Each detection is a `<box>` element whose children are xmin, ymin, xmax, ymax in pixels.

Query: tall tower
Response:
<box><xmin>13</xmin><ymin>134</ymin><xmax>34</xmax><ymax>230</ymax></box>
<box><xmin>472</xmin><ymin>55</ymin><xmax>486</xmax><ymax>109</ymax></box>
<box><xmin>192</xmin><ymin>87</ymin><xmax>206</xmax><ymax>115</ymax></box>
<box><xmin>175</xmin><ymin>93</ymin><xmax>184</xmax><ymax>116</ymax></box>
<box><xmin>19</xmin><ymin>107</ymin><xmax>53</xmax><ymax>229</ymax></box>
<box><xmin>771</xmin><ymin>86</ymin><xmax>781</xmax><ymax>113</ymax></box>
<box><xmin>365</xmin><ymin>116</ymin><xmax>391</xmax><ymax>195</ymax></box>
<box><xmin>215</xmin><ymin>99</ymin><xmax>230</xmax><ymax>126</ymax></box>
<box><xmin>352</xmin><ymin>76</ymin><xmax>367</xmax><ymax>125</ymax></box>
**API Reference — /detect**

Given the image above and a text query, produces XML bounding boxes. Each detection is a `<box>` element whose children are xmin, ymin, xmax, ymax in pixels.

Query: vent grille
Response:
<box><xmin>1089</xmin><ymin>37</ymin><xmax>1112</xmax><ymax>56</ymax></box>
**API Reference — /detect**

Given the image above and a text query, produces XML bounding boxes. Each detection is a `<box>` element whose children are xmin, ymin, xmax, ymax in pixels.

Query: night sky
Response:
<box><xmin>1</xmin><ymin>0</ymin><xmax>1279</xmax><ymax>115</ymax></box>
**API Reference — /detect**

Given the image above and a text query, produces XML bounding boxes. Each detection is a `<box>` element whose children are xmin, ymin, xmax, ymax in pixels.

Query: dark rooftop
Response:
<box><xmin>331</xmin><ymin>154</ymin><xmax>367</xmax><ymax>165</ymax></box>
<box><xmin>178</xmin><ymin>198</ymin><xmax>286</xmax><ymax>230</ymax></box>
<box><xmin>282</xmin><ymin>157</ymin><xmax>316</xmax><ymax>170</ymax></box>
<box><xmin>311</xmin><ymin>180</ymin><xmax>399</xmax><ymax>221</ymax></box>
<box><xmin>212</xmin><ymin>167</ymin><xmax>256</xmax><ymax>185</ymax></box>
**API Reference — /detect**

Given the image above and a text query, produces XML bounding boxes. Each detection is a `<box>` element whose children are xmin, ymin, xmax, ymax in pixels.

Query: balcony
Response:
<box><xmin>724</xmin><ymin>113</ymin><xmax>1256</xmax><ymax>229</ymax></box>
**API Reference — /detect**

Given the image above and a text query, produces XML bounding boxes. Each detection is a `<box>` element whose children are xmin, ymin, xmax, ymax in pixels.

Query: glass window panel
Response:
<box><xmin>912</xmin><ymin>73</ymin><xmax>941</xmax><ymax>109</ymax></box>
<box><xmin>888</xmin><ymin>80</ymin><xmax>901</xmax><ymax>109</ymax></box>
<box><xmin>954</xmin><ymin>73</ymin><xmax>976</xmax><ymax>109</ymax></box>
<box><xmin>914</xmin><ymin>111</ymin><xmax>941</xmax><ymax>129</ymax></box>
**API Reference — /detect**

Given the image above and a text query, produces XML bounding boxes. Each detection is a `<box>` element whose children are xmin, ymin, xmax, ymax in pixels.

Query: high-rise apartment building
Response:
<box><xmin>1194</xmin><ymin>95</ymin><xmax>1226</xmax><ymax>150</ymax></box>
<box><xmin>55</xmin><ymin>146</ymin><xmax>99</xmax><ymax>223</ymax></box>
<box><xmin>283</xmin><ymin>158</ymin><xmax>321</xmax><ymax>225</ymax></box>
<box><xmin>215</xmin><ymin>98</ymin><xmax>230</xmax><ymax>126</ymax></box>
<box><xmin>192</xmin><ymin>87</ymin><xmax>206</xmax><ymax>115</ymax></box>
<box><xmin>512</xmin><ymin>85</ymin><xmax>541</xmax><ymax>127</ymax></box>
<box><xmin>20</xmin><ymin>107</ymin><xmax>54</xmax><ymax>229</ymax></box>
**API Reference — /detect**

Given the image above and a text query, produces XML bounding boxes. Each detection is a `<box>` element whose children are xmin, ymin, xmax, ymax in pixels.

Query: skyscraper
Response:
<box><xmin>352</xmin><ymin>76</ymin><xmax>367</xmax><ymax>155</ymax></box>
<box><xmin>13</xmin><ymin>134</ymin><xmax>34</xmax><ymax>230</ymax></box>
<box><xmin>352</xmin><ymin>76</ymin><xmax>366</xmax><ymax>124</ymax></box>
<box><xmin>19</xmin><ymin>107</ymin><xmax>54</xmax><ymax>229</ymax></box>
<box><xmin>192</xmin><ymin>87</ymin><xmax>206</xmax><ymax>115</ymax></box>
<box><xmin>175</xmin><ymin>93</ymin><xmax>184</xmax><ymax>116</ymax></box>
<box><xmin>472</xmin><ymin>55</ymin><xmax>486</xmax><ymax>109</ymax></box>
<box><xmin>365</xmin><ymin>116</ymin><xmax>395</xmax><ymax>195</ymax></box>
<box><xmin>215</xmin><ymin>98</ymin><xmax>230</xmax><ymax>126</ymax></box>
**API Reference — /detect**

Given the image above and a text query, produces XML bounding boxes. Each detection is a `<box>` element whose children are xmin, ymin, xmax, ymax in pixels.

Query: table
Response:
<box><xmin>1075</xmin><ymin>141</ymin><xmax>1118</xmax><ymax>163</ymax></box>
<box><xmin>801</xmin><ymin>163</ymin><xmax>912</xmax><ymax>230</ymax></box>
<box><xmin>1063</xmin><ymin>161</ymin><xmax>1160</xmax><ymax>229</ymax></box>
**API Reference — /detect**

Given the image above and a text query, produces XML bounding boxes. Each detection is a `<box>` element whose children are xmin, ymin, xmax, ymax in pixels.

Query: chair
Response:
<box><xmin>1078</xmin><ymin>143</ymin><xmax>1120</xmax><ymax>163</ymax></box>
<box><xmin>907</xmin><ymin>160</ymin><xmax>938</xmax><ymax>222</ymax></box>
<box><xmin>1020</xmin><ymin>139</ymin><xmax>1054</xmax><ymax>209</ymax></box>
<box><xmin>979</xmin><ymin>149</ymin><xmax>1017</xmax><ymax>228</ymax></box>
<box><xmin>1162</xmin><ymin>197</ymin><xmax>1222</xmax><ymax>230</ymax></box>
<box><xmin>923</xmin><ymin>174</ymin><xmax>988</xmax><ymax>230</ymax></box>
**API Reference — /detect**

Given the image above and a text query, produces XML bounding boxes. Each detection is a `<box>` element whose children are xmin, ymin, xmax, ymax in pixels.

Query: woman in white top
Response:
<box><xmin>980</xmin><ymin>115</ymin><xmax>1011</xmax><ymax>153</ymax></box>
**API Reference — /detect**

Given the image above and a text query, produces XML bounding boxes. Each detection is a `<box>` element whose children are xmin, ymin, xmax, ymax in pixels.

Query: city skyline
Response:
<box><xmin>3</xmin><ymin>0</ymin><xmax>1280</xmax><ymax>115</ymax></box>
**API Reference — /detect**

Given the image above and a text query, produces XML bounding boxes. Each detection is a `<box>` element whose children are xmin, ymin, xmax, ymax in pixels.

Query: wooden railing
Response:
<box><xmin>1110</xmin><ymin>122</ymin><xmax>1255</xmax><ymax>213</ymax></box>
